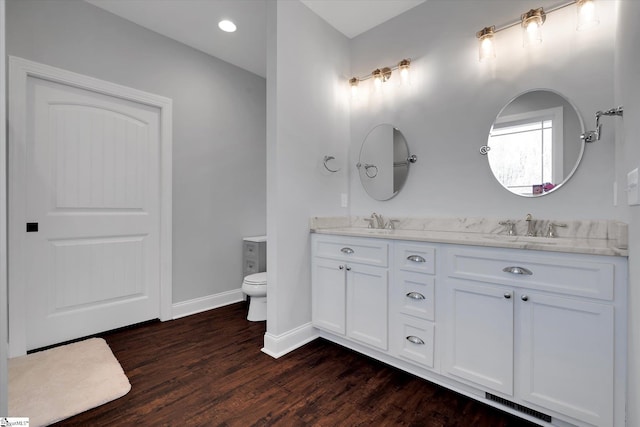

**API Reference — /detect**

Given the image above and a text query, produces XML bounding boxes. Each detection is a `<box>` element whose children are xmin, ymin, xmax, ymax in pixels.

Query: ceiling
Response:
<box><xmin>85</xmin><ymin>0</ymin><xmax>427</xmax><ymax>78</ymax></box>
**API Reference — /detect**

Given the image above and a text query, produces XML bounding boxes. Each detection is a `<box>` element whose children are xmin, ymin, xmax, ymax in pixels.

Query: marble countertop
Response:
<box><xmin>310</xmin><ymin>217</ymin><xmax>628</xmax><ymax>257</ymax></box>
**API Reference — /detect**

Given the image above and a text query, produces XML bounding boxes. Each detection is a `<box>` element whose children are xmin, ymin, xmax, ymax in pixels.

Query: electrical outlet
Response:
<box><xmin>627</xmin><ymin>168</ymin><xmax>639</xmax><ymax>206</ymax></box>
<box><xmin>341</xmin><ymin>193</ymin><xmax>348</xmax><ymax>208</ymax></box>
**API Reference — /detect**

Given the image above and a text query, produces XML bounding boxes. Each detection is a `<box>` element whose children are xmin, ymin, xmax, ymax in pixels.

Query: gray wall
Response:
<box><xmin>266</xmin><ymin>0</ymin><xmax>350</xmax><ymax>336</ymax></box>
<box><xmin>615</xmin><ymin>2</ymin><xmax>640</xmax><ymax>426</ymax></box>
<box><xmin>6</xmin><ymin>0</ymin><xmax>267</xmax><ymax>303</ymax></box>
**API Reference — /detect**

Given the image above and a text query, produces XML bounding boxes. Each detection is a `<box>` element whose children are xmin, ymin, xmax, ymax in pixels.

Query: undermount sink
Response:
<box><xmin>359</xmin><ymin>228</ymin><xmax>395</xmax><ymax>235</ymax></box>
<box><xmin>481</xmin><ymin>234</ymin><xmax>560</xmax><ymax>245</ymax></box>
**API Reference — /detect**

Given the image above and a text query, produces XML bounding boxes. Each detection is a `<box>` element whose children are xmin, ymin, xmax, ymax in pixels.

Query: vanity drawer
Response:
<box><xmin>395</xmin><ymin>243</ymin><xmax>436</xmax><ymax>274</ymax></box>
<box><xmin>445</xmin><ymin>246</ymin><xmax>614</xmax><ymax>300</ymax></box>
<box><xmin>395</xmin><ymin>315</ymin><xmax>435</xmax><ymax>369</ymax></box>
<box><xmin>244</xmin><ymin>241</ymin><xmax>260</xmax><ymax>258</ymax></box>
<box><xmin>244</xmin><ymin>259</ymin><xmax>259</xmax><ymax>274</ymax></box>
<box><xmin>396</xmin><ymin>271</ymin><xmax>435</xmax><ymax>321</ymax></box>
<box><xmin>313</xmin><ymin>236</ymin><xmax>388</xmax><ymax>267</ymax></box>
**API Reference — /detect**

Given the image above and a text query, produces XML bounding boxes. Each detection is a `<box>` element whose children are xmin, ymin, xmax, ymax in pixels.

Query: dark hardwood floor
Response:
<box><xmin>52</xmin><ymin>302</ymin><xmax>538</xmax><ymax>427</ymax></box>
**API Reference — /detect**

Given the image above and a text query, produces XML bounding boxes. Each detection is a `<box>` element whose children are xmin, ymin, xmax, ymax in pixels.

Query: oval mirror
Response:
<box><xmin>486</xmin><ymin>89</ymin><xmax>585</xmax><ymax>197</ymax></box>
<box><xmin>357</xmin><ymin>124</ymin><xmax>413</xmax><ymax>201</ymax></box>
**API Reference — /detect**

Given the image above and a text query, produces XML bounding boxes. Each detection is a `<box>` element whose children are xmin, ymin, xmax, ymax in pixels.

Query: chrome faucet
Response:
<box><xmin>546</xmin><ymin>222</ymin><xmax>567</xmax><ymax>238</ymax></box>
<box><xmin>372</xmin><ymin>212</ymin><xmax>385</xmax><ymax>229</ymax></box>
<box><xmin>499</xmin><ymin>220</ymin><xmax>516</xmax><ymax>236</ymax></box>
<box><xmin>525</xmin><ymin>213</ymin><xmax>536</xmax><ymax>236</ymax></box>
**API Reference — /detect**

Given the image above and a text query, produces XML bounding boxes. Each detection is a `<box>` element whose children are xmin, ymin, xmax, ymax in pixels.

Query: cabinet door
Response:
<box><xmin>312</xmin><ymin>258</ymin><xmax>346</xmax><ymax>335</ymax></box>
<box><xmin>517</xmin><ymin>292</ymin><xmax>614</xmax><ymax>426</ymax></box>
<box><xmin>444</xmin><ymin>280</ymin><xmax>514</xmax><ymax>395</ymax></box>
<box><xmin>347</xmin><ymin>264</ymin><xmax>388</xmax><ymax>350</ymax></box>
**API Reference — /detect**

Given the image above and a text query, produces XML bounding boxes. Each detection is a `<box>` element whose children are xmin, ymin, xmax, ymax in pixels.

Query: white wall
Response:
<box><xmin>349</xmin><ymin>0</ymin><xmax>621</xmax><ymax>222</ymax></box>
<box><xmin>5</xmin><ymin>0</ymin><xmax>266</xmax><ymax>304</ymax></box>
<box><xmin>615</xmin><ymin>2</ymin><xmax>640</xmax><ymax>426</ymax></box>
<box><xmin>266</xmin><ymin>0</ymin><xmax>350</xmax><ymax>337</ymax></box>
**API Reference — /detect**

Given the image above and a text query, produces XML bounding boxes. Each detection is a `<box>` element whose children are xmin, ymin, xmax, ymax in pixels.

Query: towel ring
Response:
<box><xmin>323</xmin><ymin>155</ymin><xmax>340</xmax><ymax>173</ymax></box>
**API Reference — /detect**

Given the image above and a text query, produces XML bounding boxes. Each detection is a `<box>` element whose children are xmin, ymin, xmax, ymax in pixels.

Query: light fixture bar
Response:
<box><xmin>488</xmin><ymin>0</ymin><xmax>576</xmax><ymax>34</ymax></box>
<box><xmin>350</xmin><ymin>58</ymin><xmax>411</xmax><ymax>83</ymax></box>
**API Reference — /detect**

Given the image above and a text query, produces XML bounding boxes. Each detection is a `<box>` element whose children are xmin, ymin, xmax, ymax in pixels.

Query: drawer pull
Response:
<box><xmin>406</xmin><ymin>292</ymin><xmax>426</xmax><ymax>300</ymax></box>
<box><xmin>406</xmin><ymin>336</ymin><xmax>425</xmax><ymax>345</ymax></box>
<box><xmin>504</xmin><ymin>292</ymin><xmax>512</xmax><ymax>299</ymax></box>
<box><xmin>502</xmin><ymin>266</ymin><xmax>533</xmax><ymax>276</ymax></box>
<box><xmin>341</xmin><ymin>247</ymin><xmax>354</xmax><ymax>254</ymax></box>
<box><xmin>339</xmin><ymin>265</ymin><xmax>344</xmax><ymax>270</ymax></box>
<box><xmin>407</xmin><ymin>255</ymin><xmax>426</xmax><ymax>263</ymax></box>
<box><xmin>521</xmin><ymin>295</ymin><xmax>529</xmax><ymax>301</ymax></box>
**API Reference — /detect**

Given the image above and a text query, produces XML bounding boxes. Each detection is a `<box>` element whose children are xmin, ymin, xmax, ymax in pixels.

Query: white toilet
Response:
<box><xmin>242</xmin><ymin>271</ymin><xmax>267</xmax><ymax>321</ymax></box>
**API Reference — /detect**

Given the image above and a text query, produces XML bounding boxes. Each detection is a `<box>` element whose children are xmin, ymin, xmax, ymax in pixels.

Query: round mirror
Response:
<box><xmin>486</xmin><ymin>89</ymin><xmax>585</xmax><ymax>197</ymax></box>
<box><xmin>357</xmin><ymin>124</ymin><xmax>413</xmax><ymax>201</ymax></box>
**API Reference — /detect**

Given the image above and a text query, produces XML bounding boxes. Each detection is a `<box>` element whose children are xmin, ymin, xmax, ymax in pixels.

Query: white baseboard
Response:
<box><xmin>172</xmin><ymin>288</ymin><xmax>244</xmax><ymax>319</ymax></box>
<box><xmin>261</xmin><ymin>322</ymin><xmax>319</xmax><ymax>359</ymax></box>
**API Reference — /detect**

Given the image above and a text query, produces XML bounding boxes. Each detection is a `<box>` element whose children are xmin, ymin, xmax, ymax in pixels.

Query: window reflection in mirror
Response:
<box><xmin>487</xmin><ymin>90</ymin><xmax>584</xmax><ymax>197</ymax></box>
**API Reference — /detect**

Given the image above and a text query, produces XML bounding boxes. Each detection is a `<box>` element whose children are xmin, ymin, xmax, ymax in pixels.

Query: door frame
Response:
<box><xmin>8</xmin><ymin>56</ymin><xmax>173</xmax><ymax>357</ymax></box>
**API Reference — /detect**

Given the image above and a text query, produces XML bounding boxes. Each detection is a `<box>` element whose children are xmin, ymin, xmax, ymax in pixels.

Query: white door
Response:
<box><xmin>10</xmin><ymin>58</ymin><xmax>171</xmax><ymax>353</ymax></box>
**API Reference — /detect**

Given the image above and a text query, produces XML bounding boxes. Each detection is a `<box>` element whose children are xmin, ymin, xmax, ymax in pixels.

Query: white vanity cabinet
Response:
<box><xmin>311</xmin><ymin>234</ymin><xmax>389</xmax><ymax>350</ymax></box>
<box><xmin>442</xmin><ymin>245</ymin><xmax>625</xmax><ymax>427</ymax></box>
<box><xmin>310</xmin><ymin>230</ymin><xmax>627</xmax><ymax>427</ymax></box>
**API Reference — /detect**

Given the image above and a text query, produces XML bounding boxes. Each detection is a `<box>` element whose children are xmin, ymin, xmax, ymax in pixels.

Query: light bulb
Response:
<box><xmin>524</xmin><ymin>21</ymin><xmax>542</xmax><ymax>45</ymax></box>
<box><xmin>398</xmin><ymin>59</ymin><xmax>411</xmax><ymax>85</ymax></box>
<box><xmin>521</xmin><ymin>8</ymin><xmax>545</xmax><ymax>47</ymax></box>
<box><xmin>481</xmin><ymin>37</ymin><xmax>495</xmax><ymax>59</ymax></box>
<box><xmin>372</xmin><ymin>69</ymin><xmax>383</xmax><ymax>91</ymax></box>
<box><xmin>577</xmin><ymin>0</ymin><xmax>599</xmax><ymax>31</ymax></box>
<box><xmin>477</xmin><ymin>27</ymin><xmax>496</xmax><ymax>61</ymax></box>
<box><xmin>349</xmin><ymin>77</ymin><xmax>359</xmax><ymax>99</ymax></box>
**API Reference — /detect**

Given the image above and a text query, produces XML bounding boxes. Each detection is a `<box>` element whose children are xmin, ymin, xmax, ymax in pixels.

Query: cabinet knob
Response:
<box><xmin>406</xmin><ymin>292</ymin><xmax>426</xmax><ymax>300</ymax></box>
<box><xmin>345</xmin><ymin>266</ymin><xmax>351</xmax><ymax>271</ymax></box>
<box><xmin>407</xmin><ymin>255</ymin><xmax>426</xmax><ymax>263</ymax></box>
<box><xmin>406</xmin><ymin>336</ymin><xmax>425</xmax><ymax>345</ymax></box>
<box><xmin>502</xmin><ymin>266</ymin><xmax>533</xmax><ymax>276</ymax></box>
<box><xmin>504</xmin><ymin>292</ymin><xmax>512</xmax><ymax>299</ymax></box>
<box><xmin>521</xmin><ymin>295</ymin><xmax>529</xmax><ymax>301</ymax></box>
<box><xmin>339</xmin><ymin>265</ymin><xmax>344</xmax><ymax>270</ymax></box>
<box><xmin>340</xmin><ymin>247</ymin><xmax>354</xmax><ymax>254</ymax></box>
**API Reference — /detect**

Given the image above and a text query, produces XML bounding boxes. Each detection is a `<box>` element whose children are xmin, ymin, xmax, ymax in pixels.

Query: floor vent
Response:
<box><xmin>485</xmin><ymin>392</ymin><xmax>552</xmax><ymax>423</ymax></box>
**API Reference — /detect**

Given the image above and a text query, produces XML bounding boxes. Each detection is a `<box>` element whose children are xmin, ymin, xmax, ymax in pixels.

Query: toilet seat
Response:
<box><xmin>243</xmin><ymin>272</ymin><xmax>267</xmax><ymax>285</ymax></box>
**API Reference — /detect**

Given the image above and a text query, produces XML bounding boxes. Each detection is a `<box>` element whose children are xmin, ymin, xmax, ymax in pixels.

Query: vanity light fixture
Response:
<box><xmin>348</xmin><ymin>59</ymin><xmax>411</xmax><ymax>97</ymax></box>
<box><xmin>476</xmin><ymin>26</ymin><xmax>496</xmax><ymax>61</ymax></box>
<box><xmin>398</xmin><ymin>59</ymin><xmax>411</xmax><ymax>84</ymax></box>
<box><xmin>521</xmin><ymin>8</ymin><xmax>546</xmax><ymax>46</ymax></box>
<box><xmin>475</xmin><ymin>1</ymin><xmax>599</xmax><ymax>61</ymax></box>
<box><xmin>349</xmin><ymin>77</ymin><xmax>359</xmax><ymax>98</ymax></box>
<box><xmin>576</xmin><ymin>0</ymin><xmax>599</xmax><ymax>31</ymax></box>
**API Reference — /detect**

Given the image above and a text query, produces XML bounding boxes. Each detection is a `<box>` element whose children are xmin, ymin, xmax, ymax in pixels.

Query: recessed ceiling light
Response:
<box><xmin>218</xmin><ymin>20</ymin><xmax>237</xmax><ymax>33</ymax></box>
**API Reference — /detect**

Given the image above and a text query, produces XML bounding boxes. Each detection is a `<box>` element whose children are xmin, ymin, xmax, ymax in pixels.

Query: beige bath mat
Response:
<box><xmin>8</xmin><ymin>337</ymin><xmax>131</xmax><ymax>426</ymax></box>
